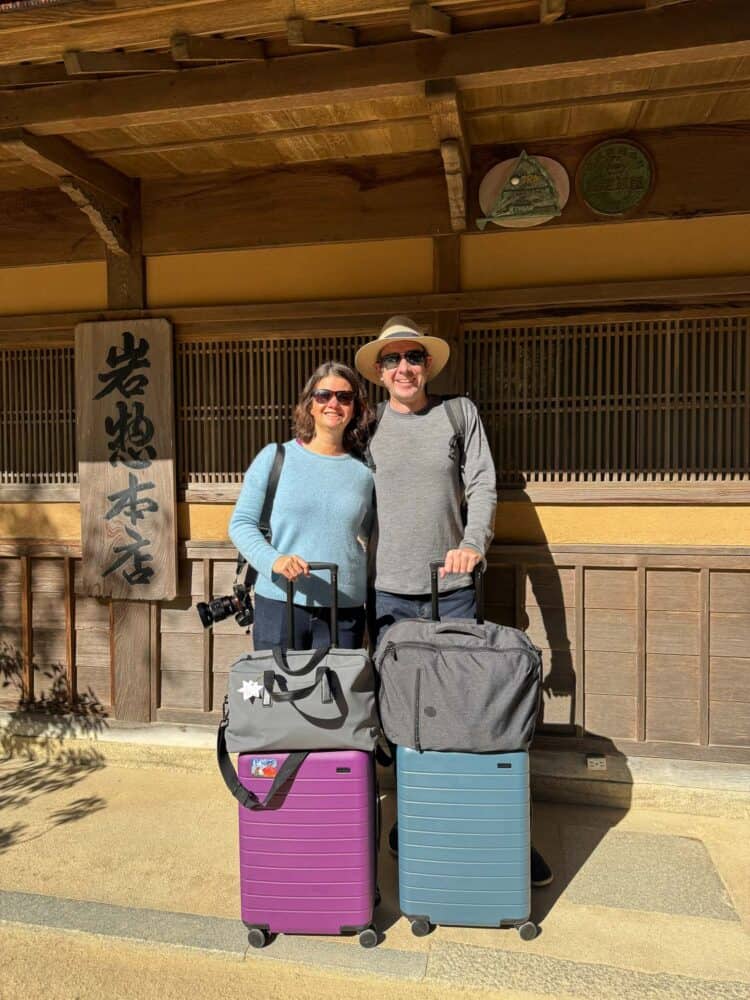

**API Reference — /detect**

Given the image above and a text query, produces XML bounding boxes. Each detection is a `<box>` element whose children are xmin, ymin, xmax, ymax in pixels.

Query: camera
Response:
<box><xmin>196</xmin><ymin>584</ymin><xmax>254</xmax><ymax>629</ymax></box>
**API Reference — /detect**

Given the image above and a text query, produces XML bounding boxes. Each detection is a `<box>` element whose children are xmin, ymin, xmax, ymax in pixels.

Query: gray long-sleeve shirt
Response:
<box><xmin>369</xmin><ymin>395</ymin><xmax>497</xmax><ymax>595</ymax></box>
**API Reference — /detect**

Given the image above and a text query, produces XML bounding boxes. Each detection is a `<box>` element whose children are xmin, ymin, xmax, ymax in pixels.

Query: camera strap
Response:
<box><xmin>235</xmin><ymin>443</ymin><xmax>285</xmax><ymax>589</ymax></box>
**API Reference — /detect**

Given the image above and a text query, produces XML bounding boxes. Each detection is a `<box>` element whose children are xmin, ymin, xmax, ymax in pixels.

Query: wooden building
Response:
<box><xmin>0</xmin><ymin>0</ymin><xmax>749</xmax><ymax>766</ymax></box>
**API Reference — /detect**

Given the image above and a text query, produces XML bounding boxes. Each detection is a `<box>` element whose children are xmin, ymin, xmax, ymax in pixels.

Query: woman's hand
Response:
<box><xmin>272</xmin><ymin>554</ymin><xmax>310</xmax><ymax>581</ymax></box>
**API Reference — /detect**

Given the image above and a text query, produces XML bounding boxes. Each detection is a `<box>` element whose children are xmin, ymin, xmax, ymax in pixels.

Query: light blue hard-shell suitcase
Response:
<box><xmin>396</xmin><ymin>745</ymin><xmax>537</xmax><ymax>940</ymax></box>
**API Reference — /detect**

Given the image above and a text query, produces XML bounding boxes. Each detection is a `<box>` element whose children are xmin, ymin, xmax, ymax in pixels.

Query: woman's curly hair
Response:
<box><xmin>293</xmin><ymin>361</ymin><xmax>373</xmax><ymax>457</ymax></box>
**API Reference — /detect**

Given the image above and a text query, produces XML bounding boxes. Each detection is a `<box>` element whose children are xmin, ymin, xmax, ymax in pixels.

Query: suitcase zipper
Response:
<box><xmin>414</xmin><ymin>669</ymin><xmax>422</xmax><ymax>752</ymax></box>
<box><xmin>383</xmin><ymin>640</ymin><xmax>538</xmax><ymax>662</ymax></box>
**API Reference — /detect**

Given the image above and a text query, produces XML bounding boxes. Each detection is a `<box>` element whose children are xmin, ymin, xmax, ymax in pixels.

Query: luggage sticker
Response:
<box><xmin>251</xmin><ymin>758</ymin><xmax>278</xmax><ymax>779</ymax></box>
<box><xmin>238</xmin><ymin>678</ymin><xmax>264</xmax><ymax>701</ymax></box>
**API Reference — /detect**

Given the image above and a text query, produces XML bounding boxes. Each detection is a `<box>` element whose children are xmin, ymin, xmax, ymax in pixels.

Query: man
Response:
<box><xmin>355</xmin><ymin>315</ymin><xmax>553</xmax><ymax>888</ymax></box>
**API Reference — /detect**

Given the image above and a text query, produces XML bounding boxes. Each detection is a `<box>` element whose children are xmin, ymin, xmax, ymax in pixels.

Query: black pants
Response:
<box><xmin>253</xmin><ymin>594</ymin><xmax>366</xmax><ymax>651</ymax></box>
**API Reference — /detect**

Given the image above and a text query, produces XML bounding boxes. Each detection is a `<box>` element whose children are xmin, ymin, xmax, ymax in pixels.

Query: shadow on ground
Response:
<box><xmin>1</xmin><ymin>643</ymin><xmax>109</xmax><ymax>854</ymax></box>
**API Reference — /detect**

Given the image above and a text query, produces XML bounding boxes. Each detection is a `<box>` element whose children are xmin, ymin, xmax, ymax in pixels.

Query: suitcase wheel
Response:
<box><xmin>247</xmin><ymin>928</ymin><xmax>270</xmax><ymax>949</ymax></box>
<box><xmin>518</xmin><ymin>921</ymin><xmax>538</xmax><ymax>941</ymax></box>
<box><xmin>410</xmin><ymin>918</ymin><xmax>434</xmax><ymax>937</ymax></box>
<box><xmin>359</xmin><ymin>926</ymin><xmax>379</xmax><ymax>949</ymax></box>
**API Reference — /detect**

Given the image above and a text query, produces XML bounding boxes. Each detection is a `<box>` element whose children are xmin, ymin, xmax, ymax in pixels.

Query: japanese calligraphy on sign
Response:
<box><xmin>75</xmin><ymin>319</ymin><xmax>177</xmax><ymax>600</ymax></box>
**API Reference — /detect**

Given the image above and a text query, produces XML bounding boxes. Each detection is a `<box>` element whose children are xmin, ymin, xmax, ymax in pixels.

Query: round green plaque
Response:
<box><xmin>577</xmin><ymin>140</ymin><xmax>653</xmax><ymax>217</ymax></box>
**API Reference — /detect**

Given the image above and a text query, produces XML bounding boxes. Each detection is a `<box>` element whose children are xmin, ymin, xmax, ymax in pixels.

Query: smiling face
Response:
<box><xmin>309</xmin><ymin>374</ymin><xmax>356</xmax><ymax>440</ymax></box>
<box><xmin>376</xmin><ymin>339</ymin><xmax>433</xmax><ymax>412</ymax></box>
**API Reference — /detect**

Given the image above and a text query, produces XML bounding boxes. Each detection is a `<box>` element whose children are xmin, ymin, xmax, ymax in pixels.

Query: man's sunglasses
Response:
<box><xmin>311</xmin><ymin>389</ymin><xmax>355</xmax><ymax>404</ymax></box>
<box><xmin>378</xmin><ymin>349</ymin><xmax>428</xmax><ymax>370</ymax></box>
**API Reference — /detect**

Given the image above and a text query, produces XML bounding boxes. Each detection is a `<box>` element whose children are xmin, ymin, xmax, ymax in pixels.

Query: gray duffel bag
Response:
<box><xmin>217</xmin><ymin>564</ymin><xmax>381</xmax><ymax>808</ymax></box>
<box><xmin>374</xmin><ymin>564</ymin><xmax>543</xmax><ymax>753</ymax></box>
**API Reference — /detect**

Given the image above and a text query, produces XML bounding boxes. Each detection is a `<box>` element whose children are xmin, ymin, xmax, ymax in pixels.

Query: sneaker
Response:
<box><xmin>531</xmin><ymin>846</ymin><xmax>553</xmax><ymax>887</ymax></box>
<box><xmin>388</xmin><ymin>823</ymin><xmax>399</xmax><ymax>857</ymax></box>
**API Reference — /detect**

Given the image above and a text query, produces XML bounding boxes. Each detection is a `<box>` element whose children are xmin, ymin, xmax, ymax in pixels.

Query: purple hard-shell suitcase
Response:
<box><xmin>237</xmin><ymin>748</ymin><xmax>378</xmax><ymax>947</ymax></box>
<box><xmin>224</xmin><ymin>565</ymin><xmax>379</xmax><ymax>948</ymax></box>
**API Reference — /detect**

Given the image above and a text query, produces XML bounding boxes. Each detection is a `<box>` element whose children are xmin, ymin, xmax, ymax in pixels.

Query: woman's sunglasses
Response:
<box><xmin>377</xmin><ymin>349</ymin><xmax>428</xmax><ymax>370</ymax></box>
<box><xmin>311</xmin><ymin>389</ymin><xmax>355</xmax><ymax>404</ymax></box>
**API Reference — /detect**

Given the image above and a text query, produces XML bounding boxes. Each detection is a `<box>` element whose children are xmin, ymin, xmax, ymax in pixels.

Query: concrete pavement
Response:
<box><xmin>1</xmin><ymin>720</ymin><xmax>749</xmax><ymax>1000</ymax></box>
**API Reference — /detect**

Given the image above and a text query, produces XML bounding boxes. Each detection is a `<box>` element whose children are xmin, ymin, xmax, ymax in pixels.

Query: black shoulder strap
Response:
<box><xmin>217</xmin><ymin>719</ymin><xmax>308</xmax><ymax>811</ymax></box>
<box><xmin>236</xmin><ymin>443</ymin><xmax>285</xmax><ymax>585</ymax></box>
<box><xmin>364</xmin><ymin>400</ymin><xmax>389</xmax><ymax>473</ymax></box>
<box><xmin>442</xmin><ymin>395</ymin><xmax>467</xmax><ymax>481</ymax></box>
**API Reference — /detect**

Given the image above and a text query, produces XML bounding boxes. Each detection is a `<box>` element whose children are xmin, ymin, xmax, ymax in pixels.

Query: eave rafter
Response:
<box><xmin>410</xmin><ymin>2</ymin><xmax>453</xmax><ymax>37</ymax></box>
<box><xmin>0</xmin><ymin>128</ymin><xmax>136</xmax><ymax>254</ymax></box>
<box><xmin>0</xmin><ymin>0</ymin><xmax>745</xmax><ymax>135</ymax></box>
<box><xmin>287</xmin><ymin>18</ymin><xmax>357</xmax><ymax>50</ymax></box>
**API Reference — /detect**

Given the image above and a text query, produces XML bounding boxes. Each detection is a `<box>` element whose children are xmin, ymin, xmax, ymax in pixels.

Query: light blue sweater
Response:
<box><xmin>228</xmin><ymin>441</ymin><xmax>374</xmax><ymax>608</ymax></box>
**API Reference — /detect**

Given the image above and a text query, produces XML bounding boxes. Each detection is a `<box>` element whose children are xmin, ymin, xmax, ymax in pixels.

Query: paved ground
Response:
<box><xmin>0</xmin><ymin>728</ymin><xmax>748</xmax><ymax>1000</ymax></box>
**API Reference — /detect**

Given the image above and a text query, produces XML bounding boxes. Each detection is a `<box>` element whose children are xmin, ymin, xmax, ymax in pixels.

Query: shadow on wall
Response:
<box><xmin>0</xmin><ymin>644</ymin><xmax>108</xmax><ymax>855</ymax></box>
<box><xmin>498</xmin><ymin>497</ymin><xmax>634</xmax><ymax>933</ymax></box>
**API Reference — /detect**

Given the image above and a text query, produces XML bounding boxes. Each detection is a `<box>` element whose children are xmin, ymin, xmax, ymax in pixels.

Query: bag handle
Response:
<box><xmin>263</xmin><ymin>665</ymin><xmax>333</xmax><ymax>705</ymax></box>
<box><xmin>216</xmin><ymin>718</ymin><xmax>307</xmax><ymax>810</ymax></box>
<box><xmin>434</xmin><ymin>622</ymin><xmax>486</xmax><ymax>638</ymax></box>
<box><xmin>271</xmin><ymin>644</ymin><xmax>329</xmax><ymax>675</ymax></box>
<box><xmin>285</xmin><ymin>562</ymin><xmax>339</xmax><ymax>649</ymax></box>
<box><xmin>429</xmin><ymin>561</ymin><xmax>485</xmax><ymax>624</ymax></box>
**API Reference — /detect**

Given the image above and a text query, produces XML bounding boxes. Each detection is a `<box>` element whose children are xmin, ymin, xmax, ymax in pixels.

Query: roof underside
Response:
<box><xmin>0</xmin><ymin>0</ymin><xmax>748</xmax><ymax>192</ymax></box>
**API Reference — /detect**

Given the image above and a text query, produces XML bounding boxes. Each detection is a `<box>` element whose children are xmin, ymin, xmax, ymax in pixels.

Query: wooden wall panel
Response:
<box><xmin>585</xmin><ymin>569</ymin><xmax>637</xmax><ymax>610</ymax></box>
<box><xmin>646</xmin><ymin>611</ymin><xmax>700</xmax><ymax>656</ymax></box>
<box><xmin>584</xmin><ymin>693</ymin><xmax>637</xmax><ymax>740</ymax></box>
<box><xmin>710</xmin><ymin>703</ymin><xmax>750</xmax><ymax>747</ymax></box>
<box><xmin>647</xmin><ymin>570</ymin><xmax>700</xmax><ymax>611</ymax></box>
<box><xmin>710</xmin><ymin>571</ymin><xmax>750</xmax><ymax>612</ymax></box>
<box><xmin>585</xmin><ymin>609</ymin><xmax>637</xmax><ymax>652</ymax></box>
<box><xmin>646</xmin><ymin>698</ymin><xmax>700</xmax><ymax>743</ymax></box>
<box><xmin>710</xmin><ymin>613</ymin><xmax>750</xmax><ymax>657</ymax></box>
<box><xmin>525</xmin><ymin>566</ymin><xmax>575</xmax><ymax>608</ymax></box>
<box><xmin>585</xmin><ymin>650</ymin><xmax>637</xmax><ymax>697</ymax></box>
<box><xmin>646</xmin><ymin>654</ymin><xmax>700</xmax><ymax>701</ymax></box>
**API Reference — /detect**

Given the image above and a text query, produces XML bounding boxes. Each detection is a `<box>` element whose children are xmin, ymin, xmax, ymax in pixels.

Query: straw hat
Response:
<box><xmin>354</xmin><ymin>316</ymin><xmax>451</xmax><ymax>385</ymax></box>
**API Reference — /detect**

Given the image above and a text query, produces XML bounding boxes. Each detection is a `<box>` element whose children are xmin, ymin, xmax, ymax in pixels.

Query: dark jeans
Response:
<box><xmin>253</xmin><ymin>593</ymin><xmax>366</xmax><ymax>651</ymax></box>
<box><xmin>373</xmin><ymin>584</ymin><xmax>476</xmax><ymax>649</ymax></box>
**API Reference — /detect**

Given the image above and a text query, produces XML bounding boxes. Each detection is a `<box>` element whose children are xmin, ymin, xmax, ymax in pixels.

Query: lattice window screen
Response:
<box><xmin>0</xmin><ymin>347</ymin><xmax>77</xmax><ymax>485</ymax></box>
<box><xmin>176</xmin><ymin>333</ymin><xmax>383</xmax><ymax>486</ymax></box>
<box><xmin>464</xmin><ymin>315</ymin><xmax>750</xmax><ymax>485</ymax></box>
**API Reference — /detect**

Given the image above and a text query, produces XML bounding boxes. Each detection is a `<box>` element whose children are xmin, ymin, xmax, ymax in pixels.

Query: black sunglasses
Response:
<box><xmin>378</xmin><ymin>349</ymin><xmax>428</xmax><ymax>370</ymax></box>
<box><xmin>311</xmin><ymin>389</ymin><xmax>355</xmax><ymax>404</ymax></box>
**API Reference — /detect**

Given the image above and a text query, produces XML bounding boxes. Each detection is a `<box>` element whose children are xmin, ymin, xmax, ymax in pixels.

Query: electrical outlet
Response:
<box><xmin>586</xmin><ymin>753</ymin><xmax>607</xmax><ymax>772</ymax></box>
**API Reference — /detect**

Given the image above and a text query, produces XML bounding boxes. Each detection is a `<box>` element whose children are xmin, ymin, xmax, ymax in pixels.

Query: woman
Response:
<box><xmin>229</xmin><ymin>361</ymin><xmax>373</xmax><ymax>651</ymax></box>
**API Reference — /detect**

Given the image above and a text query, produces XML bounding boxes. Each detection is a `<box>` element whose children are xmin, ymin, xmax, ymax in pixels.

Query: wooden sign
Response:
<box><xmin>75</xmin><ymin>319</ymin><xmax>177</xmax><ymax>600</ymax></box>
<box><xmin>577</xmin><ymin>139</ymin><xmax>653</xmax><ymax>217</ymax></box>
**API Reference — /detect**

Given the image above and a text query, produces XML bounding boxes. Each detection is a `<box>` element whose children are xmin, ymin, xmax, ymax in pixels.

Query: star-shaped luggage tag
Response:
<box><xmin>238</xmin><ymin>678</ymin><xmax>264</xmax><ymax>702</ymax></box>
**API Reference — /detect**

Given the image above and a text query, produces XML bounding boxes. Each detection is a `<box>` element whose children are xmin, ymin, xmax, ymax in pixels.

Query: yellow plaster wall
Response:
<box><xmin>461</xmin><ymin>214</ymin><xmax>750</xmax><ymax>289</ymax></box>
<box><xmin>147</xmin><ymin>238</ymin><xmax>433</xmax><ymax>307</ymax></box>
<box><xmin>0</xmin><ymin>262</ymin><xmax>107</xmax><ymax>316</ymax></box>
<box><xmin>6</xmin><ymin>503</ymin><xmax>745</xmax><ymax>548</ymax></box>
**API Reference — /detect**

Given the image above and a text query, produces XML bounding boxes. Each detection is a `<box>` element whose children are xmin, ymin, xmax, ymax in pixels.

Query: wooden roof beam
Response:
<box><xmin>0</xmin><ymin>64</ymin><xmax>69</xmax><ymax>89</ymax></box>
<box><xmin>4</xmin><ymin>0</ymin><xmax>750</xmax><ymax>134</ymax></box>
<box><xmin>287</xmin><ymin>19</ymin><xmax>356</xmax><ymax>50</ymax></box>
<box><xmin>0</xmin><ymin>128</ymin><xmax>135</xmax><ymax>205</ymax></box>
<box><xmin>64</xmin><ymin>50</ymin><xmax>178</xmax><ymax>76</ymax></box>
<box><xmin>540</xmin><ymin>0</ymin><xmax>566</xmax><ymax>24</ymax></box>
<box><xmin>410</xmin><ymin>2</ymin><xmax>453</xmax><ymax>37</ymax></box>
<box><xmin>426</xmin><ymin>79</ymin><xmax>469</xmax><ymax>232</ymax></box>
<box><xmin>59</xmin><ymin>176</ymin><xmax>131</xmax><ymax>256</ymax></box>
<box><xmin>170</xmin><ymin>34</ymin><xmax>265</xmax><ymax>63</ymax></box>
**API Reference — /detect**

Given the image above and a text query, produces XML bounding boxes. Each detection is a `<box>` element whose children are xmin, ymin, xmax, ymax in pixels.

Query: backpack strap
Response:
<box><xmin>442</xmin><ymin>395</ymin><xmax>466</xmax><ymax>483</ymax></box>
<box><xmin>364</xmin><ymin>400</ymin><xmax>389</xmax><ymax>473</ymax></box>
<box><xmin>236</xmin><ymin>442</ymin><xmax>285</xmax><ymax>587</ymax></box>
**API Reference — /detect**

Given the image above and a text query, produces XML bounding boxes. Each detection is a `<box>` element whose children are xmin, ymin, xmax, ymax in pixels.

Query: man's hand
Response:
<box><xmin>440</xmin><ymin>547</ymin><xmax>483</xmax><ymax>578</ymax></box>
<box><xmin>272</xmin><ymin>554</ymin><xmax>310</xmax><ymax>581</ymax></box>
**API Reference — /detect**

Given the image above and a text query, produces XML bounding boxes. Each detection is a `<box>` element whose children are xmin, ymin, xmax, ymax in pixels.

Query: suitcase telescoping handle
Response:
<box><xmin>285</xmin><ymin>562</ymin><xmax>339</xmax><ymax>649</ymax></box>
<box><xmin>429</xmin><ymin>560</ymin><xmax>485</xmax><ymax>625</ymax></box>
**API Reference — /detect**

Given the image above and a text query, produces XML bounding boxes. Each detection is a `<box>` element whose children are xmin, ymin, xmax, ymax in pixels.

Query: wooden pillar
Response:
<box><xmin>429</xmin><ymin>234</ymin><xmax>463</xmax><ymax>395</ymax></box>
<box><xmin>106</xmin><ymin>180</ymin><xmax>153</xmax><ymax>722</ymax></box>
